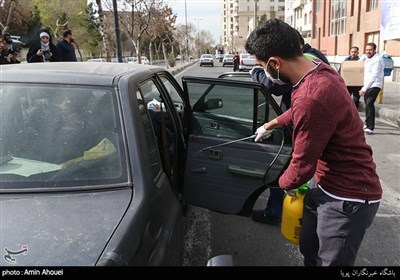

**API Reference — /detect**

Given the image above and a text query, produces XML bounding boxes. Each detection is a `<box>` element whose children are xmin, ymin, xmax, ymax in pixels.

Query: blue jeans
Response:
<box><xmin>264</xmin><ymin>186</ymin><xmax>285</xmax><ymax>222</ymax></box>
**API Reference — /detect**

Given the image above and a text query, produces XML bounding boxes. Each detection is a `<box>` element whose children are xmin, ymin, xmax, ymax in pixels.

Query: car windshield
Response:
<box><xmin>201</xmin><ymin>55</ymin><xmax>212</xmax><ymax>58</ymax></box>
<box><xmin>0</xmin><ymin>84</ymin><xmax>127</xmax><ymax>190</ymax></box>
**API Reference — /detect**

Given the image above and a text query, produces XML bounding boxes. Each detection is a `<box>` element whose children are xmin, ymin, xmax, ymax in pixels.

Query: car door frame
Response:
<box><xmin>180</xmin><ymin>76</ymin><xmax>293</xmax><ymax>216</ymax></box>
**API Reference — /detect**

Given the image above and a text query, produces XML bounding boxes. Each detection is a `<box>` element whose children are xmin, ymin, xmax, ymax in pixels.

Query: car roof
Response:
<box><xmin>0</xmin><ymin>62</ymin><xmax>165</xmax><ymax>86</ymax></box>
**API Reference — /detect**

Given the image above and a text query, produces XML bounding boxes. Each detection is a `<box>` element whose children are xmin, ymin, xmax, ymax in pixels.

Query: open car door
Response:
<box><xmin>181</xmin><ymin>76</ymin><xmax>293</xmax><ymax>216</ymax></box>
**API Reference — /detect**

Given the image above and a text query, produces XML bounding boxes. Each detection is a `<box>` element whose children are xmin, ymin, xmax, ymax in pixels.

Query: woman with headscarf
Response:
<box><xmin>27</xmin><ymin>29</ymin><xmax>59</xmax><ymax>63</ymax></box>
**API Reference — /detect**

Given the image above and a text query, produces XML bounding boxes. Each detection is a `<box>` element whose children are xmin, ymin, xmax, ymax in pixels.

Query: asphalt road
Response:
<box><xmin>175</xmin><ymin>61</ymin><xmax>400</xmax><ymax>267</ymax></box>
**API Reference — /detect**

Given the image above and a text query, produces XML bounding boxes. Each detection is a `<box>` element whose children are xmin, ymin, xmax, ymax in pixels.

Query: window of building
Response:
<box><xmin>315</xmin><ymin>0</ymin><xmax>321</xmax><ymax>12</ymax></box>
<box><xmin>366</xmin><ymin>0</ymin><xmax>379</xmax><ymax>11</ymax></box>
<box><xmin>330</xmin><ymin>0</ymin><xmax>346</xmax><ymax>35</ymax></box>
<box><xmin>366</xmin><ymin>32</ymin><xmax>381</xmax><ymax>52</ymax></box>
<box><xmin>270</xmin><ymin>6</ymin><xmax>274</xmax><ymax>11</ymax></box>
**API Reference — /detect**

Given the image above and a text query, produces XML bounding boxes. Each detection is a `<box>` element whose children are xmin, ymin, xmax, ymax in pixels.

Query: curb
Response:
<box><xmin>359</xmin><ymin>101</ymin><xmax>400</xmax><ymax>127</ymax></box>
<box><xmin>169</xmin><ymin>60</ymin><xmax>198</xmax><ymax>75</ymax></box>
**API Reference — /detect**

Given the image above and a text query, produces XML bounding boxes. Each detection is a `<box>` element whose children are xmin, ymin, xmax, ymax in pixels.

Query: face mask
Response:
<box><xmin>264</xmin><ymin>58</ymin><xmax>288</xmax><ymax>85</ymax></box>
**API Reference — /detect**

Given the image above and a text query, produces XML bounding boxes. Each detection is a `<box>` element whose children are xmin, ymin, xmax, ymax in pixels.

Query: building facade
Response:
<box><xmin>221</xmin><ymin>0</ymin><xmax>285</xmax><ymax>54</ymax></box>
<box><xmin>285</xmin><ymin>0</ymin><xmax>399</xmax><ymax>62</ymax></box>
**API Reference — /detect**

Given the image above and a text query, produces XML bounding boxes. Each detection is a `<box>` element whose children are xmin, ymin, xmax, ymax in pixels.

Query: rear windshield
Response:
<box><xmin>0</xmin><ymin>84</ymin><xmax>128</xmax><ymax>190</ymax></box>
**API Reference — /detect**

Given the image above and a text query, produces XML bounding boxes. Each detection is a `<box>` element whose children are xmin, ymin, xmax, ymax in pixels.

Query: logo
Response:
<box><xmin>3</xmin><ymin>245</ymin><xmax>28</xmax><ymax>264</ymax></box>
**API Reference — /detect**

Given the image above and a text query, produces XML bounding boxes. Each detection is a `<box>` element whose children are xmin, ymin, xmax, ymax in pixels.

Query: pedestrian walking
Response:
<box><xmin>233</xmin><ymin>52</ymin><xmax>239</xmax><ymax>72</ymax></box>
<box><xmin>359</xmin><ymin>42</ymin><xmax>385</xmax><ymax>134</ymax></box>
<box><xmin>343</xmin><ymin>46</ymin><xmax>363</xmax><ymax>108</ymax></box>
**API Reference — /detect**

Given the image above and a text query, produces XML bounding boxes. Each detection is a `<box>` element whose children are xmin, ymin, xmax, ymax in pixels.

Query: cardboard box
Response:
<box><xmin>340</xmin><ymin>61</ymin><xmax>364</xmax><ymax>86</ymax></box>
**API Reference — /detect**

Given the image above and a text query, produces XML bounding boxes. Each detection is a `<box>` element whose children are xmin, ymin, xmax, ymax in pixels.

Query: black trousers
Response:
<box><xmin>347</xmin><ymin>86</ymin><xmax>362</xmax><ymax>109</ymax></box>
<box><xmin>364</xmin><ymin>87</ymin><xmax>381</xmax><ymax>130</ymax></box>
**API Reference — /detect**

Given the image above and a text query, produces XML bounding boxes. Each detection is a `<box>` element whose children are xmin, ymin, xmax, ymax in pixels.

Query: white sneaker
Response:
<box><xmin>363</xmin><ymin>124</ymin><xmax>367</xmax><ymax>129</ymax></box>
<box><xmin>364</xmin><ymin>128</ymin><xmax>374</xmax><ymax>134</ymax></box>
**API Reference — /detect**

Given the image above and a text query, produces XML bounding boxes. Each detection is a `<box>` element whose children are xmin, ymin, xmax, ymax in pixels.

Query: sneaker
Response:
<box><xmin>363</xmin><ymin>124</ymin><xmax>367</xmax><ymax>129</ymax></box>
<box><xmin>364</xmin><ymin>128</ymin><xmax>374</xmax><ymax>134</ymax></box>
<box><xmin>251</xmin><ymin>210</ymin><xmax>280</xmax><ymax>225</ymax></box>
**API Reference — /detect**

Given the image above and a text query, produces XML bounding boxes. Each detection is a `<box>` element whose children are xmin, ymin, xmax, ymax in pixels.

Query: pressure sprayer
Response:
<box><xmin>281</xmin><ymin>182</ymin><xmax>309</xmax><ymax>245</ymax></box>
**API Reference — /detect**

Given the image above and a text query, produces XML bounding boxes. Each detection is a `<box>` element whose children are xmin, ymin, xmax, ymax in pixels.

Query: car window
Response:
<box><xmin>0</xmin><ymin>84</ymin><xmax>127</xmax><ymax>189</ymax></box>
<box><xmin>185</xmin><ymin>81</ymin><xmax>278</xmax><ymax>140</ymax></box>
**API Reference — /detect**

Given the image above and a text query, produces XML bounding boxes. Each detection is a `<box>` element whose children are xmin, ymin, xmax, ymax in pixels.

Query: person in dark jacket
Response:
<box><xmin>246</xmin><ymin>27</ymin><xmax>330</xmax><ymax>226</ymax></box>
<box><xmin>233</xmin><ymin>52</ymin><xmax>239</xmax><ymax>72</ymax></box>
<box><xmin>56</xmin><ymin>30</ymin><xmax>77</xmax><ymax>62</ymax></box>
<box><xmin>27</xmin><ymin>30</ymin><xmax>58</xmax><ymax>63</ymax></box>
<box><xmin>0</xmin><ymin>34</ymin><xmax>20</xmax><ymax>64</ymax></box>
<box><xmin>343</xmin><ymin>46</ymin><xmax>362</xmax><ymax>108</ymax></box>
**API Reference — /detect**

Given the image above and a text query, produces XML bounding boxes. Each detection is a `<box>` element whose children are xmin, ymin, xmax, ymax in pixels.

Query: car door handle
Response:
<box><xmin>191</xmin><ymin>167</ymin><xmax>207</xmax><ymax>173</ymax></box>
<box><xmin>228</xmin><ymin>165</ymin><xmax>264</xmax><ymax>178</ymax></box>
<box><xmin>210</xmin><ymin>122</ymin><xmax>219</xmax><ymax>129</ymax></box>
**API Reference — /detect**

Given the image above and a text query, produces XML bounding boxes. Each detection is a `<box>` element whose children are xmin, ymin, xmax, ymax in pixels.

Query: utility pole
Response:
<box><xmin>194</xmin><ymin>18</ymin><xmax>203</xmax><ymax>56</ymax></box>
<box><xmin>254</xmin><ymin>0</ymin><xmax>258</xmax><ymax>28</ymax></box>
<box><xmin>185</xmin><ymin>0</ymin><xmax>189</xmax><ymax>61</ymax></box>
<box><xmin>112</xmin><ymin>0</ymin><xmax>123</xmax><ymax>62</ymax></box>
<box><xmin>194</xmin><ymin>18</ymin><xmax>203</xmax><ymax>38</ymax></box>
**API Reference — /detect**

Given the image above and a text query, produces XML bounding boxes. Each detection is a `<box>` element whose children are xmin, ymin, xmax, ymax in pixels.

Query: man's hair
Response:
<box><xmin>351</xmin><ymin>46</ymin><xmax>359</xmax><ymax>51</ymax></box>
<box><xmin>63</xmin><ymin>30</ymin><xmax>72</xmax><ymax>38</ymax></box>
<box><xmin>245</xmin><ymin>18</ymin><xmax>303</xmax><ymax>61</ymax></box>
<box><xmin>366</xmin><ymin>42</ymin><xmax>377</xmax><ymax>50</ymax></box>
<box><xmin>294</xmin><ymin>29</ymin><xmax>305</xmax><ymax>47</ymax></box>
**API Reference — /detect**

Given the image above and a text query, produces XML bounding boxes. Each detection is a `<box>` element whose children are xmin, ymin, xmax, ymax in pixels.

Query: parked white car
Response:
<box><xmin>199</xmin><ymin>54</ymin><xmax>214</xmax><ymax>67</ymax></box>
<box><xmin>86</xmin><ymin>58</ymin><xmax>107</xmax><ymax>63</ymax></box>
<box><xmin>126</xmin><ymin>56</ymin><xmax>149</xmax><ymax>65</ymax></box>
<box><xmin>238</xmin><ymin>54</ymin><xmax>256</xmax><ymax>71</ymax></box>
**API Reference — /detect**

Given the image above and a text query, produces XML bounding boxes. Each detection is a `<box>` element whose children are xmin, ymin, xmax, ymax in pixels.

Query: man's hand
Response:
<box><xmin>359</xmin><ymin>90</ymin><xmax>366</xmax><ymax>96</ymax></box>
<box><xmin>254</xmin><ymin>125</ymin><xmax>272</xmax><ymax>142</ymax></box>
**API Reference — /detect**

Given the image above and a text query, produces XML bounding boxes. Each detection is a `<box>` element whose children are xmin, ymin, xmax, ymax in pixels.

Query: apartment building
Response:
<box><xmin>221</xmin><ymin>0</ymin><xmax>285</xmax><ymax>53</ymax></box>
<box><xmin>285</xmin><ymin>0</ymin><xmax>399</xmax><ymax>62</ymax></box>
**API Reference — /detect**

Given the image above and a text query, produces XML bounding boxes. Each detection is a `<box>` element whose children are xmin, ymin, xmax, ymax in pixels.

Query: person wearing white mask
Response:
<box><xmin>27</xmin><ymin>30</ymin><xmax>59</xmax><ymax>63</ymax></box>
<box><xmin>245</xmin><ymin>19</ymin><xmax>381</xmax><ymax>266</ymax></box>
<box><xmin>246</xmin><ymin>27</ymin><xmax>329</xmax><ymax>226</ymax></box>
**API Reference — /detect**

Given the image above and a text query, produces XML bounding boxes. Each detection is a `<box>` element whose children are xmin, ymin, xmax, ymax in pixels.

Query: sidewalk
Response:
<box><xmin>359</xmin><ymin>77</ymin><xmax>400</xmax><ymax>127</ymax></box>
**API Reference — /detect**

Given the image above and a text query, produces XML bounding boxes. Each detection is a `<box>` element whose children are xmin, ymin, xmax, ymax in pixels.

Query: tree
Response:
<box><xmin>194</xmin><ymin>30</ymin><xmax>214</xmax><ymax>57</ymax></box>
<box><xmin>145</xmin><ymin>4</ymin><xmax>176</xmax><ymax>66</ymax></box>
<box><xmin>173</xmin><ymin>23</ymin><xmax>195</xmax><ymax>62</ymax></box>
<box><xmin>81</xmin><ymin>2</ymin><xmax>103</xmax><ymax>58</ymax></box>
<box><xmin>31</xmin><ymin>0</ymin><xmax>87</xmax><ymax>41</ymax></box>
<box><xmin>0</xmin><ymin>0</ymin><xmax>31</xmax><ymax>35</ymax></box>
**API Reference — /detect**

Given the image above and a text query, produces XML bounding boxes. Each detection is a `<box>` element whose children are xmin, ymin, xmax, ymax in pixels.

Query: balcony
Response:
<box><xmin>291</xmin><ymin>0</ymin><xmax>305</xmax><ymax>9</ymax></box>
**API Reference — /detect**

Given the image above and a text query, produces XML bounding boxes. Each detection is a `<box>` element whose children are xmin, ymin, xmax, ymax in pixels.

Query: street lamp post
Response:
<box><xmin>194</xmin><ymin>18</ymin><xmax>203</xmax><ymax>57</ymax></box>
<box><xmin>185</xmin><ymin>0</ymin><xmax>189</xmax><ymax>62</ymax></box>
